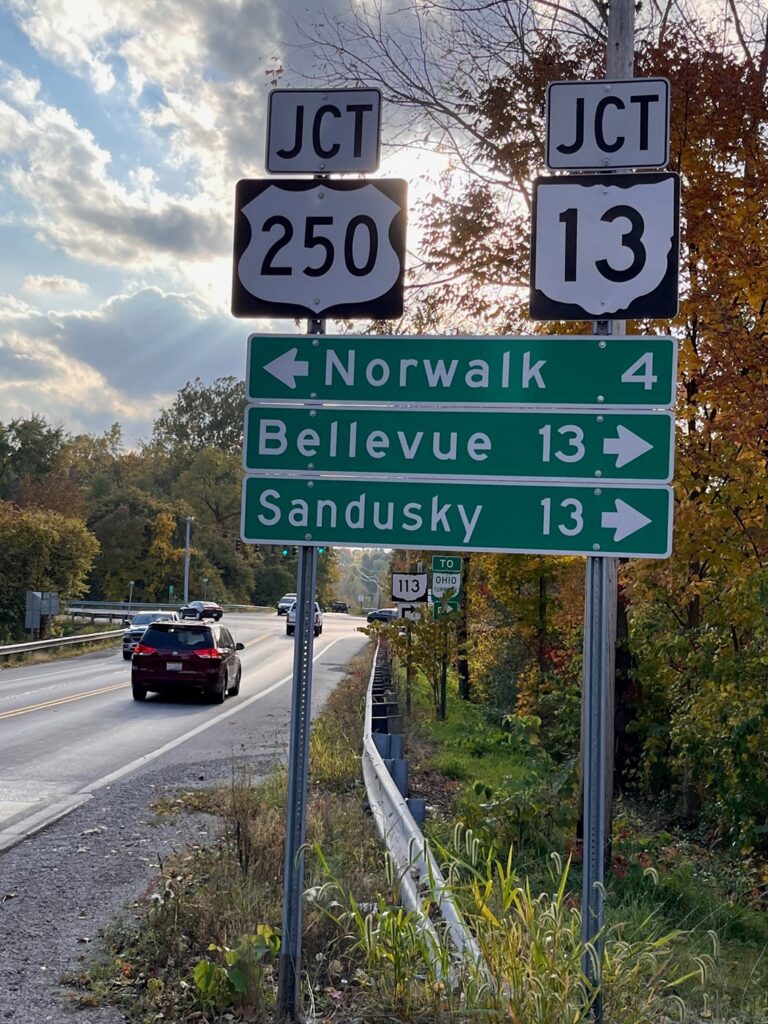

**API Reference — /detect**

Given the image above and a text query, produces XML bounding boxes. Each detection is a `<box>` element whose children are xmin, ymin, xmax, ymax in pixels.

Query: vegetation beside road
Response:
<box><xmin>64</xmin><ymin>639</ymin><xmax>767</xmax><ymax>1023</ymax></box>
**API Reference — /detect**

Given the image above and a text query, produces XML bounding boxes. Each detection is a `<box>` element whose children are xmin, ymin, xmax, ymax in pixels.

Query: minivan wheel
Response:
<box><xmin>132</xmin><ymin>685</ymin><xmax>147</xmax><ymax>702</ymax></box>
<box><xmin>211</xmin><ymin>675</ymin><xmax>226</xmax><ymax>704</ymax></box>
<box><xmin>228</xmin><ymin>667</ymin><xmax>241</xmax><ymax>696</ymax></box>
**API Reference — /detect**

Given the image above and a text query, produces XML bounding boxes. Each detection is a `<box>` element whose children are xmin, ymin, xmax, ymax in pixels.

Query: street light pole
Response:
<box><xmin>203</xmin><ymin>577</ymin><xmax>208</xmax><ymax>600</ymax></box>
<box><xmin>183</xmin><ymin>516</ymin><xmax>194</xmax><ymax>604</ymax></box>
<box><xmin>128</xmin><ymin>580</ymin><xmax>135</xmax><ymax>615</ymax></box>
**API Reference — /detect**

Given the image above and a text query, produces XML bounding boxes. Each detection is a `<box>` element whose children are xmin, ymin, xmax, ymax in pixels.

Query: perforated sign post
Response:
<box><xmin>232</xmin><ymin>87</ymin><xmax>404</xmax><ymax>1022</ymax></box>
<box><xmin>534</xmin><ymin>23</ymin><xmax>679</xmax><ymax>1022</ymax></box>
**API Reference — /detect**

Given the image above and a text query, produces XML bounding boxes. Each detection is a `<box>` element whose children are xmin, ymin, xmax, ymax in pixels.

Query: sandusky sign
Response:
<box><xmin>241</xmin><ymin>475</ymin><xmax>673</xmax><ymax>558</ymax></box>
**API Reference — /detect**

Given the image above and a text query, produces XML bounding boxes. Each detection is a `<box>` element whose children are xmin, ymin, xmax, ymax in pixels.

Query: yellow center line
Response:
<box><xmin>0</xmin><ymin>681</ymin><xmax>129</xmax><ymax>721</ymax></box>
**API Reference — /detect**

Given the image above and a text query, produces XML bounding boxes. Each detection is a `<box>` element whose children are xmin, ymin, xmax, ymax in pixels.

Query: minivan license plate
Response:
<box><xmin>166</xmin><ymin>661</ymin><xmax>182</xmax><ymax>671</ymax></box>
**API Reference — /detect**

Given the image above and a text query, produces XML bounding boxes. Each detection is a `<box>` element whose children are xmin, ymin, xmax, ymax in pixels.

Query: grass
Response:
<box><xmin>402</xmin><ymin>667</ymin><xmax>768</xmax><ymax>1022</ymax></box>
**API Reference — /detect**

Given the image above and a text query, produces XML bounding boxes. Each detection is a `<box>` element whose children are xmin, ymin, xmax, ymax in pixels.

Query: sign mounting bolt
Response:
<box><xmin>307</xmin><ymin>481</ymin><xmax>314</xmax><ymax>489</ymax></box>
<box><xmin>593</xmin><ymin>543</ymin><xmax>600</xmax><ymax>550</ymax></box>
<box><xmin>599</xmin><ymin>341</ymin><xmax>606</xmax><ymax>349</ymax></box>
<box><xmin>597</xmin><ymin>395</ymin><xmax>605</xmax><ymax>403</ymax></box>
<box><xmin>594</xmin><ymin>488</ymin><xmax>602</xmax><ymax>496</ymax></box>
<box><xmin>595</xmin><ymin>470</ymin><xmax>602</xmax><ymax>477</ymax></box>
<box><xmin>305</xmin><ymin>533</ymin><xmax>312</xmax><ymax>540</ymax></box>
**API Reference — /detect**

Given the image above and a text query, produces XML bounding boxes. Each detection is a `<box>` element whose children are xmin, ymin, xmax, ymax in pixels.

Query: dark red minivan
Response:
<box><xmin>131</xmin><ymin>620</ymin><xmax>244</xmax><ymax>703</ymax></box>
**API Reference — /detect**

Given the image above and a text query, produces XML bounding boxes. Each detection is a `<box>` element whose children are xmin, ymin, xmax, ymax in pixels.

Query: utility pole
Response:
<box><xmin>581</xmin><ymin>2</ymin><xmax>635</xmax><ymax>1020</ymax></box>
<box><xmin>183</xmin><ymin>516</ymin><xmax>194</xmax><ymax>604</ymax></box>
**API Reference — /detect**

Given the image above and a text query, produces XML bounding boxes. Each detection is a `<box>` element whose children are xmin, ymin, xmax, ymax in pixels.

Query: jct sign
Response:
<box><xmin>546</xmin><ymin>78</ymin><xmax>669</xmax><ymax>170</ymax></box>
<box><xmin>266</xmin><ymin>88</ymin><xmax>381</xmax><ymax>174</ymax></box>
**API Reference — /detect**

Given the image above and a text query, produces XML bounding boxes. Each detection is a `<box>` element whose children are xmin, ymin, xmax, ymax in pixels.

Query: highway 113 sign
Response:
<box><xmin>530</xmin><ymin>172</ymin><xmax>679</xmax><ymax>321</ymax></box>
<box><xmin>232</xmin><ymin>178</ymin><xmax>406</xmax><ymax>320</ymax></box>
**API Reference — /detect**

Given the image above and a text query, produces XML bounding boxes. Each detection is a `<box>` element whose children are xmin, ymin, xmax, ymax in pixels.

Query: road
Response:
<box><xmin>0</xmin><ymin>611</ymin><xmax>369</xmax><ymax>851</ymax></box>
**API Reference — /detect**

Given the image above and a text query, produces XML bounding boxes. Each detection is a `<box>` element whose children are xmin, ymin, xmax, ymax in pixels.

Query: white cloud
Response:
<box><xmin>24</xmin><ymin>274</ymin><xmax>89</xmax><ymax>294</ymax></box>
<box><xmin>0</xmin><ymin>285</ymin><xmax>272</xmax><ymax>442</ymax></box>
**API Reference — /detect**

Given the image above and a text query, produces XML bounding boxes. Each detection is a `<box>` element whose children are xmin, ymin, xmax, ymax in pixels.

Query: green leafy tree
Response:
<box><xmin>150</xmin><ymin>377</ymin><xmax>245</xmax><ymax>457</ymax></box>
<box><xmin>0</xmin><ymin>500</ymin><xmax>99</xmax><ymax>641</ymax></box>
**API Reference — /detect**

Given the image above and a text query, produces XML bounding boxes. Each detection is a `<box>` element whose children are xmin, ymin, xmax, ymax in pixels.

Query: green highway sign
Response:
<box><xmin>246</xmin><ymin>334</ymin><xmax>677</xmax><ymax>408</ymax></box>
<box><xmin>241</xmin><ymin>475</ymin><xmax>673</xmax><ymax>558</ymax></box>
<box><xmin>244</xmin><ymin>405</ymin><xmax>674</xmax><ymax>482</ymax></box>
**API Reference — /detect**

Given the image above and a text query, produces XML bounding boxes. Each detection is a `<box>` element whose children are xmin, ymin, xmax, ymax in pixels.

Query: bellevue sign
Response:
<box><xmin>244</xmin><ymin>405</ymin><xmax>674</xmax><ymax>483</ymax></box>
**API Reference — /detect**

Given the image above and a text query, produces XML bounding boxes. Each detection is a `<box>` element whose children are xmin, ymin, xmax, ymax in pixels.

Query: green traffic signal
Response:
<box><xmin>281</xmin><ymin>546</ymin><xmax>289</xmax><ymax>557</ymax></box>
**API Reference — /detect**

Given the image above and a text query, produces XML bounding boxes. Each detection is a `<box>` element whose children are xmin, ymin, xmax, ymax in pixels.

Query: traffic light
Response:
<box><xmin>234</xmin><ymin>538</ymin><xmax>242</xmax><ymax>553</ymax></box>
<box><xmin>317</xmin><ymin>546</ymin><xmax>325</xmax><ymax>554</ymax></box>
<box><xmin>282</xmin><ymin>546</ymin><xmax>290</xmax><ymax>557</ymax></box>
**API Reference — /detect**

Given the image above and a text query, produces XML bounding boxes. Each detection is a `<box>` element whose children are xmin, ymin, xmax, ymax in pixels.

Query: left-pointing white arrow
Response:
<box><xmin>601</xmin><ymin>499</ymin><xmax>652</xmax><ymax>542</ymax></box>
<box><xmin>603</xmin><ymin>425</ymin><xmax>653</xmax><ymax>468</ymax></box>
<box><xmin>263</xmin><ymin>348</ymin><xmax>310</xmax><ymax>390</ymax></box>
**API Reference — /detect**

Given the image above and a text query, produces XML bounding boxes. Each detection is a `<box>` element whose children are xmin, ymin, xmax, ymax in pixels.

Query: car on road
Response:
<box><xmin>331</xmin><ymin>601</ymin><xmax>349</xmax><ymax>613</ymax></box>
<box><xmin>179</xmin><ymin>600</ymin><xmax>223</xmax><ymax>621</ymax></box>
<box><xmin>277</xmin><ymin>593</ymin><xmax>297</xmax><ymax>615</ymax></box>
<box><xmin>122</xmin><ymin>610</ymin><xmax>180</xmax><ymax>660</ymax></box>
<box><xmin>131</xmin><ymin>620</ymin><xmax>244</xmax><ymax>703</ymax></box>
<box><xmin>286</xmin><ymin>600</ymin><xmax>323</xmax><ymax>637</ymax></box>
<box><xmin>366</xmin><ymin>608</ymin><xmax>399</xmax><ymax>624</ymax></box>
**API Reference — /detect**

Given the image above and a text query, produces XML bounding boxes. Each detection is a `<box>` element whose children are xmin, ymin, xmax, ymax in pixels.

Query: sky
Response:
<box><xmin>0</xmin><ymin>0</ymin><xmax>433</xmax><ymax>445</ymax></box>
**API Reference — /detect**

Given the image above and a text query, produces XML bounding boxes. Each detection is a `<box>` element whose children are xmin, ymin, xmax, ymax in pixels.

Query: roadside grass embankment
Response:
<box><xmin>65</xmin><ymin>643</ymin><xmax>768</xmax><ymax>1022</ymax></box>
<box><xmin>402</xmin><ymin>667</ymin><xmax>768</xmax><ymax>1023</ymax></box>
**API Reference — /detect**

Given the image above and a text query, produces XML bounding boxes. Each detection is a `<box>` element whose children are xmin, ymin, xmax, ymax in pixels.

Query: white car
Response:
<box><xmin>277</xmin><ymin>593</ymin><xmax>297</xmax><ymax>616</ymax></box>
<box><xmin>286</xmin><ymin>600</ymin><xmax>323</xmax><ymax>637</ymax></box>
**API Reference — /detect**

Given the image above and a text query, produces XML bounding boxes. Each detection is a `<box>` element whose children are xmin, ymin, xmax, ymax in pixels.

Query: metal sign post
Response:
<box><xmin>581</xmin><ymin>4</ymin><xmax>636</xmax><ymax>1020</ymax></box>
<box><xmin>278</xmin><ymin>317</ymin><xmax>323</xmax><ymax>1019</ymax></box>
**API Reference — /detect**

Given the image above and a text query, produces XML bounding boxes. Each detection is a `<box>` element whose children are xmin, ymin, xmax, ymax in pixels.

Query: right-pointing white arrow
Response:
<box><xmin>603</xmin><ymin>425</ymin><xmax>654</xmax><ymax>468</ymax></box>
<box><xmin>263</xmin><ymin>348</ymin><xmax>310</xmax><ymax>390</ymax></box>
<box><xmin>601</xmin><ymin>499</ymin><xmax>652</xmax><ymax>542</ymax></box>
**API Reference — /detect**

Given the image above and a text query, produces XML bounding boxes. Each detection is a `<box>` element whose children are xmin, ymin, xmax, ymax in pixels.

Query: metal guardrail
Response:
<box><xmin>362</xmin><ymin>641</ymin><xmax>486</xmax><ymax>976</ymax></box>
<box><xmin>0</xmin><ymin>629</ymin><xmax>124</xmax><ymax>658</ymax></box>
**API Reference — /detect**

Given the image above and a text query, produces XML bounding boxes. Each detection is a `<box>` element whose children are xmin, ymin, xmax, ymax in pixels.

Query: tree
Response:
<box><xmin>149</xmin><ymin>377</ymin><xmax>245</xmax><ymax>457</ymax></box>
<box><xmin>0</xmin><ymin>500</ymin><xmax>99</xmax><ymax>641</ymax></box>
<box><xmin>299</xmin><ymin>3</ymin><xmax>768</xmax><ymax>842</ymax></box>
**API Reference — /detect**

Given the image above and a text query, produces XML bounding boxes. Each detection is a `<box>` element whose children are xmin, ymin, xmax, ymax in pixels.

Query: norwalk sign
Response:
<box><xmin>244</xmin><ymin>405</ymin><xmax>674</xmax><ymax>482</ymax></box>
<box><xmin>246</xmin><ymin>334</ymin><xmax>677</xmax><ymax>409</ymax></box>
<box><xmin>241</xmin><ymin>476</ymin><xmax>673</xmax><ymax>558</ymax></box>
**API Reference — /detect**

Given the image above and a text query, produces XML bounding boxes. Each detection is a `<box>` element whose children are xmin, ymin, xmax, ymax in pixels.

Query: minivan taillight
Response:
<box><xmin>193</xmin><ymin>647</ymin><xmax>221</xmax><ymax>659</ymax></box>
<box><xmin>133</xmin><ymin>643</ymin><xmax>156</xmax><ymax>655</ymax></box>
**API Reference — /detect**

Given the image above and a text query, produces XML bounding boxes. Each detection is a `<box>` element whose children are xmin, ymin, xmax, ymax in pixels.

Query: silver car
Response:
<box><xmin>286</xmin><ymin>601</ymin><xmax>323</xmax><ymax>637</ymax></box>
<box><xmin>122</xmin><ymin>610</ymin><xmax>180</xmax><ymax>660</ymax></box>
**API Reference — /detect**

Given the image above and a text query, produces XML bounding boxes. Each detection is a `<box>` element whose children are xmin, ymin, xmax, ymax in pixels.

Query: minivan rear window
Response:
<box><xmin>142</xmin><ymin>625</ymin><xmax>213</xmax><ymax>650</ymax></box>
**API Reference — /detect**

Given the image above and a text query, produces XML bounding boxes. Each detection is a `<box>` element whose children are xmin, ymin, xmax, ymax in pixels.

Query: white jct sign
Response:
<box><xmin>266</xmin><ymin>88</ymin><xmax>381</xmax><ymax>174</ymax></box>
<box><xmin>530</xmin><ymin>172</ymin><xmax>679</xmax><ymax>321</ymax></box>
<box><xmin>546</xmin><ymin>78</ymin><xmax>669</xmax><ymax>170</ymax></box>
<box><xmin>232</xmin><ymin>179</ymin><xmax>406</xmax><ymax>320</ymax></box>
